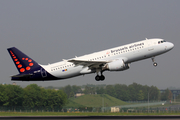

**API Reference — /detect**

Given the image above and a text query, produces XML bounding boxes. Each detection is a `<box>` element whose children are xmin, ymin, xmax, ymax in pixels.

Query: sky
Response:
<box><xmin>0</xmin><ymin>0</ymin><xmax>179</xmax><ymax>89</ymax></box>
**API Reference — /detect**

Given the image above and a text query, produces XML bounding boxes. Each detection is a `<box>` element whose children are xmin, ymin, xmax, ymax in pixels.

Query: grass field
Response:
<box><xmin>0</xmin><ymin>112</ymin><xmax>180</xmax><ymax>116</ymax></box>
<box><xmin>66</xmin><ymin>94</ymin><xmax>129</xmax><ymax>107</ymax></box>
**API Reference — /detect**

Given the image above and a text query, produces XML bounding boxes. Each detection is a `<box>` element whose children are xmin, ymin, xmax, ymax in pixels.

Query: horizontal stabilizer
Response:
<box><xmin>11</xmin><ymin>74</ymin><xmax>33</xmax><ymax>78</ymax></box>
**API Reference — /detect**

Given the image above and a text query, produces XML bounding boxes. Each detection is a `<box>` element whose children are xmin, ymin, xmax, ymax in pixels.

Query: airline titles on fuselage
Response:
<box><xmin>111</xmin><ymin>42</ymin><xmax>144</xmax><ymax>54</ymax></box>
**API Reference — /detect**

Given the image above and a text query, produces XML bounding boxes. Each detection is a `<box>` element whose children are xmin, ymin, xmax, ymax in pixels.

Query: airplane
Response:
<box><xmin>7</xmin><ymin>38</ymin><xmax>174</xmax><ymax>81</ymax></box>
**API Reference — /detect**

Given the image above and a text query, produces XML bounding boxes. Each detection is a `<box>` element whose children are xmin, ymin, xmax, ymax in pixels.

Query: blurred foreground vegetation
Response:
<box><xmin>0</xmin><ymin>84</ymin><xmax>67</xmax><ymax>110</ymax></box>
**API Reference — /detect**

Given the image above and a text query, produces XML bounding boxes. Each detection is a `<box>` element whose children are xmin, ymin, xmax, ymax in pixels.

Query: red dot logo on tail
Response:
<box><xmin>18</xmin><ymin>64</ymin><xmax>22</xmax><ymax>68</ymax></box>
<box><xmin>29</xmin><ymin>63</ymin><xmax>33</xmax><ymax>66</ymax></box>
<box><xmin>26</xmin><ymin>66</ymin><xmax>30</xmax><ymax>70</ymax></box>
<box><xmin>20</xmin><ymin>68</ymin><xmax>25</xmax><ymax>72</ymax></box>
<box><xmin>10</xmin><ymin>51</ymin><xmax>34</xmax><ymax>73</ymax></box>
<box><xmin>28</xmin><ymin>59</ymin><xmax>32</xmax><ymax>62</ymax></box>
<box><xmin>21</xmin><ymin>57</ymin><xmax>34</xmax><ymax>72</ymax></box>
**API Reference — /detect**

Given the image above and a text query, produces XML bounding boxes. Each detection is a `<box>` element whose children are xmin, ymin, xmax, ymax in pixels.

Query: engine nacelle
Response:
<box><xmin>104</xmin><ymin>59</ymin><xmax>130</xmax><ymax>71</ymax></box>
<box><xmin>80</xmin><ymin>67</ymin><xmax>94</xmax><ymax>74</ymax></box>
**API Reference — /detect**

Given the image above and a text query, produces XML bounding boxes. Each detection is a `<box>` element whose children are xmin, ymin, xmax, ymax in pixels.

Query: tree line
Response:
<box><xmin>61</xmin><ymin>83</ymin><xmax>173</xmax><ymax>101</ymax></box>
<box><xmin>0</xmin><ymin>83</ymin><xmax>173</xmax><ymax>109</ymax></box>
<box><xmin>0</xmin><ymin>84</ymin><xmax>67</xmax><ymax>109</ymax></box>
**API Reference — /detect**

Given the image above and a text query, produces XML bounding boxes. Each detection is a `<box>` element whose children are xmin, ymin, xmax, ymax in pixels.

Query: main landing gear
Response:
<box><xmin>152</xmin><ymin>57</ymin><xmax>158</xmax><ymax>67</ymax></box>
<box><xmin>95</xmin><ymin>71</ymin><xmax>105</xmax><ymax>81</ymax></box>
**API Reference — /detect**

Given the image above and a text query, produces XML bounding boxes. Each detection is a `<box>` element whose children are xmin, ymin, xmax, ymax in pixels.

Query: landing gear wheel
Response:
<box><xmin>95</xmin><ymin>75</ymin><xmax>105</xmax><ymax>81</ymax></box>
<box><xmin>100</xmin><ymin>75</ymin><xmax>105</xmax><ymax>81</ymax></box>
<box><xmin>95</xmin><ymin>75</ymin><xmax>100</xmax><ymax>81</ymax></box>
<box><xmin>153</xmin><ymin>62</ymin><xmax>157</xmax><ymax>67</ymax></box>
<box><xmin>151</xmin><ymin>57</ymin><xmax>157</xmax><ymax>67</ymax></box>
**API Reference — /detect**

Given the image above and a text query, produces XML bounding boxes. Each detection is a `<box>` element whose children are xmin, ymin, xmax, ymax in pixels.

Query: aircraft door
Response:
<box><xmin>41</xmin><ymin>68</ymin><xmax>47</xmax><ymax>78</ymax></box>
<box><xmin>148</xmin><ymin>41</ymin><xmax>154</xmax><ymax>52</ymax></box>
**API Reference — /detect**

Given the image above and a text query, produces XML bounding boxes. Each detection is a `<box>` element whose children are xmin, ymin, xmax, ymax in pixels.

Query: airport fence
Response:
<box><xmin>0</xmin><ymin>106</ymin><xmax>180</xmax><ymax>113</ymax></box>
<box><xmin>0</xmin><ymin>106</ymin><xmax>63</xmax><ymax>112</ymax></box>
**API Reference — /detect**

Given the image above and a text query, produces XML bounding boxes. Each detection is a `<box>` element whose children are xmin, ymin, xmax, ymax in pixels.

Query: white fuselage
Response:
<box><xmin>41</xmin><ymin>38</ymin><xmax>174</xmax><ymax>79</ymax></box>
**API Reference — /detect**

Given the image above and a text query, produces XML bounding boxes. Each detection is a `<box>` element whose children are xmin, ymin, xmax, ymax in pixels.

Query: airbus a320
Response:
<box><xmin>7</xmin><ymin>38</ymin><xmax>174</xmax><ymax>81</ymax></box>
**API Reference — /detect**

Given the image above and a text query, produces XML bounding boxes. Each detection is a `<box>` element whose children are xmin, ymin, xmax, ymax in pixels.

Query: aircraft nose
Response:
<box><xmin>166</xmin><ymin>42</ymin><xmax>174</xmax><ymax>51</ymax></box>
<box><xmin>169</xmin><ymin>42</ymin><xmax>174</xmax><ymax>50</ymax></box>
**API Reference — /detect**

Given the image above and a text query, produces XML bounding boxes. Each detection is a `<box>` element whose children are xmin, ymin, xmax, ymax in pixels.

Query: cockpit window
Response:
<box><xmin>158</xmin><ymin>40</ymin><xmax>166</xmax><ymax>44</ymax></box>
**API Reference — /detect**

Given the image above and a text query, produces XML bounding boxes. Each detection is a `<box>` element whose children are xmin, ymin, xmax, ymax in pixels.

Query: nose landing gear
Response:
<box><xmin>152</xmin><ymin>57</ymin><xmax>158</xmax><ymax>67</ymax></box>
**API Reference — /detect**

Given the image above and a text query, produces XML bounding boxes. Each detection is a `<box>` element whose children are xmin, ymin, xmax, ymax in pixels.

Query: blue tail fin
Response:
<box><xmin>7</xmin><ymin>47</ymin><xmax>40</xmax><ymax>74</ymax></box>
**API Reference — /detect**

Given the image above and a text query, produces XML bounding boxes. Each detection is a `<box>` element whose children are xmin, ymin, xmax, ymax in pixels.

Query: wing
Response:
<box><xmin>68</xmin><ymin>59</ymin><xmax>109</xmax><ymax>69</ymax></box>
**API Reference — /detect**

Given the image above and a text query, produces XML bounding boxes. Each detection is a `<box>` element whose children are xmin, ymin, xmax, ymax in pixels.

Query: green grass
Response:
<box><xmin>66</xmin><ymin>94</ymin><xmax>129</xmax><ymax>107</ymax></box>
<box><xmin>64</xmin><ymin>99</ymin><xmax>85</xmax><ymax>108</ymax></box>
<box><xmin>0</xmin><ymin>112</ymin><xmax>180</xmax><ymax>116</ymax></box>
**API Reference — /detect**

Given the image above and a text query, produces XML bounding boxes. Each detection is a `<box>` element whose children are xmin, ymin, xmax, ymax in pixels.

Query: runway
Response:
<box><xmin>1</xmin><ymin>116</ymin><xmax>180</xmax><ymax>120</ymax></box>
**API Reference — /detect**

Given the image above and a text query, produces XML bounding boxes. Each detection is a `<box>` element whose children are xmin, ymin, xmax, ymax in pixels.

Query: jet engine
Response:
<box><xmin>103</xmin><ymin>59</ymin><xmax>130</xmax><ymax>71</ymax></box>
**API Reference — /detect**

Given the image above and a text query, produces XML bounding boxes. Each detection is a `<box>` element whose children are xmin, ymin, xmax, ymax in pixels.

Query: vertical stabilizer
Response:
<box><xmin>7</xmin><ymin>47</ymin><xmax>40</xmax><ymax>74</ymax></box>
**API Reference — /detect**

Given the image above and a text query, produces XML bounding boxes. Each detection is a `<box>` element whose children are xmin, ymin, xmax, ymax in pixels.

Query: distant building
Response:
<box><xmin>2</xmin><ymin>83</ymin><xmax>6</xmax><ymax>85</ymax></box>
<box><xmin>12</xmin><ymin>82</ymin><xmax>16</xmax><ymax>85</ymax></box>
<box><xmin>81</xmin><ymin>88</ymin><xmax>85</xmax><ymax>91</ymax></box>
<box><xmin>111</xmin><ymin>107</ymin><xmax>120</xmax><ymax>112</ymax></box>
<box><xmin>75</xmin><ymin>93</ymin><xmax>84</xmax><ymax>97</ymax></box>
